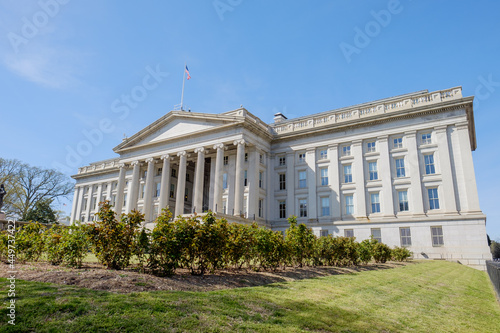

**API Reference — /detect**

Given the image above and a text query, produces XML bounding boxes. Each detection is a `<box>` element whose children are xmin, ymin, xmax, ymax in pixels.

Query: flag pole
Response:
<box><xmin>180</xmin><ymin>63</ymin><xmax>186</xmax><ymax>111</ymax></box>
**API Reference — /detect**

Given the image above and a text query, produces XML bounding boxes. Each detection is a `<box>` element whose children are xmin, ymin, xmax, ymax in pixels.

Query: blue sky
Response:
<box><xmin>1</xmin><ymin>1</ymin><xmax>499</xmax><ymax>239</ymax></box>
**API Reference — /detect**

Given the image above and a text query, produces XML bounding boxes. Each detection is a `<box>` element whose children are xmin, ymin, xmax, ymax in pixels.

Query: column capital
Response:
<box><xmin>194</xmin><ymin>147</ymin><xmax>205</xmax><ymax>154</ymax></box>
<box><xmin>130</xmin><ymin>160</ymin><xmax>140</xmax><ymax>166</ymax></box>
<box><xmin>434</xmin><ymin>125</ymin><xmax>448</xmax><ymax>133</ymax></box>
<box><xmin>145</xmin><ymin>157</ymin><xmax>155</xmax><ymax>164</ymax></box>
<box><xmin>118</xmin><ymin>162</ymin><xmax>126</xmax><ymax>168</ymax></box>
<box><xmin>376</xmin><ymin>135</ymin><xmax>389</xmax><ymax>142</ymax></box>
<box><xmin>404</xmin><ymin>130</ymin><xmax>417</xmax><ymax>138</ymax></box>
<box><xmin>177</xmin><ymin>150</ymin><xmax>187</xmax><ymax>157</ymax></box>
<box><xmin>160</xmin><ymin>154</ymin><xmax>170</xmax><ymax>160</ymax></box>
<box><xmin>233</xmin><ymin>139</ymin><xmax>246</xmax><ymax>146</ymax></box>
<box><xmin>352</xmin><ymin>139</ymin><xmax>363</xmax><ymax>146</ymax></box>
<box><xmin>455</xmin><ymin>122</ymin><xmax>469</xmax><ymax>131</ymax></box>
<box><xmin>213</xmin><ymin>143</ymin><xmax>225</xmax><ymax>150</ymax></box>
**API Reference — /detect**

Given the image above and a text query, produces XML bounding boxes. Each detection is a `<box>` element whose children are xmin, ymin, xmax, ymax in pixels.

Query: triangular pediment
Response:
<box><xmin>114</xmin><ymin>111</ymin><xmax>243</xmax><ymax>152</ymax></box>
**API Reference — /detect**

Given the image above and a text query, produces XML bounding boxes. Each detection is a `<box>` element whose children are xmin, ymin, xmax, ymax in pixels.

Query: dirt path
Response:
<box><xmin>0</xmin><ymin>261</ymin><xmax>413</xmax><ymax>293</ymax></box>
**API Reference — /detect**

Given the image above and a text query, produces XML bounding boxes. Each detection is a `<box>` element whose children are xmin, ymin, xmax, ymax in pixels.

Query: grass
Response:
<box><xmin>1</xmin><ymin>260</ymin><xmax>499</xmax><ymax>332</ymax></box>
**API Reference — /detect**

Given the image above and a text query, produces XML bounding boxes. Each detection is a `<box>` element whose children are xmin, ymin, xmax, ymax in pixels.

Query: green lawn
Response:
<box><xmin>1</xmin><ymin>260</ymin><xmax>498</xmax><ymax>332</ymax></box>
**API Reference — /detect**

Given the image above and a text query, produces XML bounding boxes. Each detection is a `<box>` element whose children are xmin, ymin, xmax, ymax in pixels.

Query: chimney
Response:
<box><xmin>274</xmin><ymin>112</ymin><xmax>287</xmax><ymax>123</ymax></box>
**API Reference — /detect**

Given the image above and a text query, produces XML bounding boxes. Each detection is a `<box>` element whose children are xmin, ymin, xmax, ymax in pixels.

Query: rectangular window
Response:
<box><xmin>245</xmin><ymin>153</ymin><xmax>248</xmax><ymax>162</ymax></box>
<box><xmin>422</xmin><ymin>133</ymin><xmax>432</xmax><ymax>145</ymax></box>
<box><xmin>244</xmin><ymin>170</ymin><xmax>248</xmax><ymax>186</ymax></box>
<box><xmin>319</xmin><ymin>149</ymin><xmax>328</xmax><ymax>160</ymax></box>
<box><xmin>140</xmin><ymin>184</ymin><xmax>145</xmax><ymax>199</ymax></box>
<box><xmin>395</xmin><ymin>158</ymin><xmax>406</xmax><ymax>177</ymax></box>
<box><xmin>259</xmin><ymin>154</ymin><xmax>264</xmax><ymax>164</ymax></box>
<box><xmin>92</xmin><ymin>197</ymin><xmax>97</xmax><ymax>210</ymax></box>
<box><xmin>279</xmin><ymin>173</ymin><xmax>286</xmax><ymax>190</ymax></box>
<box><xmin>223</xmin><ymin>173</ymin><xmax>228</xmax><ymax>189</ymax></box>
<box><xmin>299</xmin><ymin>199</ymin><xmax>308</xmax><ymax>217</ymax></box>
<box><xmin>171</xmin><ymin>169</ymin><xmax>177</xmax><ymax>178</ymax></box>
<box><xmin>371</xmin><ymin>193</ymin><xmax>380</xmax><ymax>213</ymax></box>
<box><xmin>431</xmin><ymin>226</ymin><xmax>444</xmax><ymax>246</ymax></box>
<box><xmin>394</xmin><ymin>137</ymin><xmax>403</xmax><ymax>149</ymax></box>
<box><xmin>157</xmin><ymin>168</ymin><xmax>162</xmax><ymax>176</ymax></box>
<box><xmin>123</xmin><ymin>194</ymin><xmax>127</xmax><ymax>206</ymax></box>
<box><xmin>428</xmin><ymin>188</ymin><xmax>440</xmax><ymax>210</ymax></box>
<box><xmin>142</xmin><ymin>170</ymin><xmax>147</xmax><ymax>179</ymax></box>
<box><xmin>223</xmin><ymin>156</ymin><xmax>228</xmax><ymax>165</ymax></box>
<box><xmin>298</xmin><ymin>153</ymin><xmax>306</xmax><ymax>162</ymax></box>
<box><xmin>279</xmin><ymin>201</ymin><xmax>286</xmax><ymax>219</ymax></box>
<box><xmin>344</xmin><ymin>164</ymin><xmax>352</xmax><ymax>183</ymax></box>
<box><xmin>344</xmin><ymin>229</ymin><xmax>354</xmax><ymax>238</ymax></box>
<box><xmin>259</xmin><ymin>171</ymin><xmax>263</xmax><ymax>188</ymax></box>
<box><xmin>169</xmin><ymin>184</ymin><xmax>175</xmax><ymax>198</ymax></box>
<box><xmin>345</xmin><ymin>195</ymin><xmax>354</xmax><ymax>215</ymax></box>
<box><xmin>320</xmin><ymin>230</ymin><xmax>329</xmax><ymax>237</ymax></box>
<box><xmin>184</xmin><ymin>188</ymin><xmax>188</xmax><ymax>202</ymax></box>
<box><xmin>321</xmin><ymin>197</ymin><xmax>330</xmax><ymax>216</ymax></box>
<box><xmin>342</xmin><ymin>145</ymin><xmax>351</xmax><ymax>156</ymax></box>
<box><xmin>279</xmin><ymin>156</ymin><xmax>286</xmax><ymax>166</ymax></box>
<box><xmin>367</xmin><ymin>141</ymin><xmax>376</xmax><ymax>152</ymax></box>
<box><xmin>186</xmin><ymin>173</ymin><xmax>190</xmax><ymax>182</ymax></box>
<box><xmin>369</xmin><ymin>161</ymin><xmax>378</xmax><ymax>180</ymax></box>
<box><xmin>398</xmin><ymin>190</ymin><xmax>409</xmax><ymax>212</ymax></box>
<box><xmin>258</xmin><ymin>199</ymin><xmax>263</xmax><ymax>218</ymax></box>
<box><xmin>400</xmin><ymin>227</ymin><xmax>412</xmax><ymax>247</ymax></box>
<box><xmin>155</xmin><ymin>182</ymin><xmax>161</xmax><ymax>197</ymax></box>
<box><xmin>320</xmin><ymin>168</ymin><xmax>328</xmax><ymax>186</ymax></box>
<box><xmin>111</xmin><ymin>195</ymin><xmax>116</xmax><ymax>207</ymax></box>
<box><xmin>424</xmin><ymin>154</ymin><xmax>435</xmax><ymax>175</ymax></box>
<box><xmin>222</xmin><ymin>199</ymin><xmax>227</xmax><ymax>214</ymax></box>
<box><xmin>371</xmin><ymin>228</ymin><xmax>382</xmax><ymax>243</ymax></box>
<box><xmin>298</xmin><ymin>171</ymin><xmax>307</xmax><ymax>188</ymax></box>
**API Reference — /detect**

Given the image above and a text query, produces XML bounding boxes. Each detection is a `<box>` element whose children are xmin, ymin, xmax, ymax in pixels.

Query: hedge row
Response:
<box><xmin>0</xmin><ymin>201</ymin><xmax>412</xmax><ymax>275</ymax></box>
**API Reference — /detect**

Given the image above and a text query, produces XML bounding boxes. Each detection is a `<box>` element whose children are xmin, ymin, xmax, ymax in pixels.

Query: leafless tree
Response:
<box><xmin>0</xmin><ymin>158</ymin><xmax>73</xmax><ymax>219</ymax></box>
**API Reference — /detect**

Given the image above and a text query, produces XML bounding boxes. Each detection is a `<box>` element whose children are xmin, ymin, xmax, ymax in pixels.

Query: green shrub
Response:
<box><xmin>87</xmin><ymin>201</ymin><xmax>143</xmax><ymax>270</ymax></box>
<box><xmin>392</xmin><ymin>246</ymin><xmax>412</xmax><ymax>262</ymax></box>
<box><xmin>16</xmin><ymin>222</ymin><xmax>46</xmax><ymax>262</ymax></box>
<box><xmin>225</xmin><ymin>223</ymin><xmax>257</xmax><ymax>269</ymax></box>
<box><xmin>285</xmin><ymin>216</ymin><xmax>315</xmax><ymax>267</ymax></box>
<box><xmin>134</xmin><ymin>227</ymin><xmax>150</xmax><ymax>272</ymax></box>
<box><xmin>332</xmin><ymin>236</ymin><xmax>360</xmax><ymax>266</ymax></box>
<box><xmin>63</xmin><ymin>224</ymin><xmax>90</xmax><ymax>268</ymax></box>
<box><xmin>43</xmin><ymin>225</ymin><xmax>66</xmax><ymax>265</ymax></box>
<box><xmin>0</xmin><ymin>231</ymin><xmax>9</xmax><ymax>263</ymax></box>
<box><xmin>372</xmin><ymin>242</ymin><xmax>392</xmax><ymax>263</ymax></box>
<box><xmin>358</xmin><ymin>239</ymin><xmax>373</xmax><ymax>264</ymax></box>
<box><xmin>254</xmin><ymin>227</ymin><xmax>286</xmax><ymax>271</ymax></box>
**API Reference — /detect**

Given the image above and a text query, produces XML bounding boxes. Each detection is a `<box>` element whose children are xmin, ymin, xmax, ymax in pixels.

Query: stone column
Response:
<box><xmin>233</xmin><ymin>139</ymin><xmax>246</xmax><ymax>216</ymax></box>
<box><xmin>95</xmin><ymin>183</ymin><xmax>103</xmax><ymax>213</ymax></box>
<box><xmin>175</xmin><ymin>151</ymin><xmax>187</xmax><ymax>216</ymax></box>
<box><xmin>70</xmin><ymin>186</ymin><xmax>79</xmax><ymax>224</ymax></box>
<box><xmin>105</xmin><ymin>181</ymin><xmax>113</xmax><ymax>201</ymax></box>
<box><xmin>158</xmin><ymin>154</ymin><xmax>171</xmax><ymax>213</ymax></box>
<box><xmin>193</xmin><ymin>147</ymin><xmax>205</xmax><ymax>213</ymax></box>
<box><xmin>143</xmin><ymin>158</ymin><xmax>155</xmax><ymax>222</ymax></box>
<box><xmin>435</xmin><ymin>126</ymin><xmax>457</xmax><ymax>214</ymax></box>
<box><xmin>328</xmin><ymin>144</ymin><xmax>341</xmax><ymax>220</ymax></box>
<box><xmin>72</xmin><ymin>186</ymin><xmax>83</xmax><ymax>224</ymax></box>
<box><xmin>114</xmin><ymin>163</ymin><xmax>127</xmax><ymax>214</ymax></box>
<box><xmin>378</xmin><ymin>136</ymin><xmax>395</xmax><ymax>217</ymax></box>
<box><xmin>306</xmin><ymin>148</ymin><xmax>317</xmax><ymax>219</ymax></box>
<box><xmin>127</xmin><ymin>160</ymin><xmax>141</xmax><ymax>212</ymax></box>
<box><xmin>212</xmin><ymin>143</ymin><xmax>224</xmax><ymax>213</ymax></box>
<box><xmin>85</xmin><ymin>185</ymin><xmax>94</xmax><ymax>221</ymax></box>
<box><xmin>248</xmin><ymin>147</ymin><xmax>259</xmax><ymax>220</ymax></box>
<box><xmin>352</xmin><ymin>140</ymin><xmax>367</xmax><ymax>219</ymax></box>
<box><xmin>285</xmin><ymin>151</ymin><xmax>295</xmax><ymax>218</ymax></box>
<box><xmin>406</xmin><ymin>131</ymin><xmax>425</xmax><ymax>216</ymax></box>
<box><xmin>454</xmin><ymin>123</ymin><xmax>481</xmax><ymax>213</ymax></box>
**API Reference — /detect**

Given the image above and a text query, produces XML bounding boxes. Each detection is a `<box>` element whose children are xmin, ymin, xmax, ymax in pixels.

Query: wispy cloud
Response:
<box><xmin>3</xmin><ymin>44</ymin><xmax>81</xmax><ymax>89</ymax></box>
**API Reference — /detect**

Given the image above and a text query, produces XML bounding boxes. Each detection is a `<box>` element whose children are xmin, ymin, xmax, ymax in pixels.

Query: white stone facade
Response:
<box><xmin>71</xmin><ymin>86</ymin><xmax>492</xmax><ymax>270</ymax></box>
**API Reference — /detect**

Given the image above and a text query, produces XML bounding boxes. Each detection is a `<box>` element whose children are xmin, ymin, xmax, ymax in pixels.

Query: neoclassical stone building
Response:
<box><xmin>71</xmin><ymin>86</ymin><xmax>492</xmax><ymax>269</ymax></box>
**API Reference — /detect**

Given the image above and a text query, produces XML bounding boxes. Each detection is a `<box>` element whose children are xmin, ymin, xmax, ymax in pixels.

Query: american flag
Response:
<box><xmin>185</xmin><ymin>66</ymin><xmax>191</xmax><ymax>80</ymax></box>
